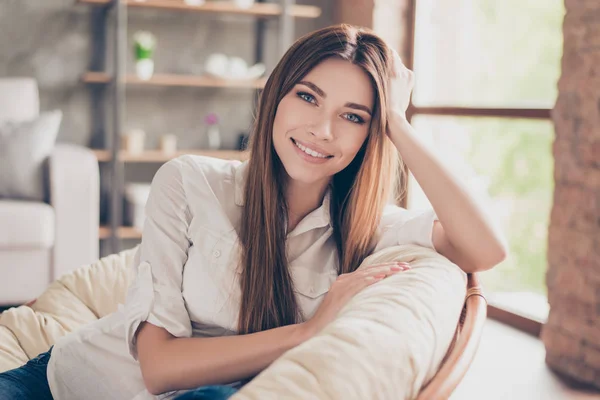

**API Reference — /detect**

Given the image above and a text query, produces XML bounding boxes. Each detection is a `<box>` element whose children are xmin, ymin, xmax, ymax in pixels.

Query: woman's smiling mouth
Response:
<box><xmin>291</xmin><ymin>138</ymin><xmax>333</xmax><ymax>158</ymax></box>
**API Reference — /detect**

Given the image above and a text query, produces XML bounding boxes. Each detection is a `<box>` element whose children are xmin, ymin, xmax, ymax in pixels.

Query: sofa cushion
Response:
<box><xmin>0</xmin><ymin>200</ymin><xmax>55</xmax><ymax>249</ymax></box>
<box><xmin>0</xmin><ymin>247</ymin><xmax>137</xmax><ymax>372</ymax></box>
<box><xmin>0</xmin><ymin>110</ymin><xmax>62</xmax><ymax>202</ymax></box>
<box><xmin>232</xmin><ymin>244</ymin><xmax>467</xmax><ymax>400</ymax></box>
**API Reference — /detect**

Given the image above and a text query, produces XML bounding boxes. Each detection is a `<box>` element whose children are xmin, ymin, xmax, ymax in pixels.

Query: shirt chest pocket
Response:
<box><xmin>194</xmin><ymin>225</ymin><xmax>238</xmax><ymax>267</ymax></box>
<box><xmin>291</xmin><ymin>266</ymin><xmax>337</xmax><ymax>321</ymax></box>
<box><xmin>184</xmin><ymin>226</ymin><xmax>239</xmax><ymax>324</ymax></box>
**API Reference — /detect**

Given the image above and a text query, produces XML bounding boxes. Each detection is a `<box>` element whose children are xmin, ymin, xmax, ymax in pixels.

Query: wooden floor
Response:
<box><xmin>451</xmin><ymin>319</ymin><xmax>600</xmax><ymax>400</ymax></box>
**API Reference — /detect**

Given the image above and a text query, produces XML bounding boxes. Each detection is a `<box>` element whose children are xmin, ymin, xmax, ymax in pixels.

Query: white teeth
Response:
<box><xmin>293</xmin><ymin>140</ymin><xmax>329</xmax><ymax>158</ymax></box>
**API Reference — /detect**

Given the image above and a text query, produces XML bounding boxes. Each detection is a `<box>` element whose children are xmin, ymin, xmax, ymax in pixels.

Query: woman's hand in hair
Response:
<box><xmin>299</xmin><ymin>262</ymin><xmax>411</xmax><ymax>339</ymax></box>
<box><xmin>386</xmin><ymin>48</ymin><xmax>414</xmax><ymax>132</ymax></box>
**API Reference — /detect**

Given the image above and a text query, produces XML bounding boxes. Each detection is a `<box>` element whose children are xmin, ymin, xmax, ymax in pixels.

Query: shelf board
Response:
<box><xmin>92</xmin><ymin>149</ymin><xmax>249</xmax><ymax>162</ymax></box>
<box><xmin>81</xmin><ymin>72</ymin><xmax>111</xmax><ymax>84</ymax></box>
<box><xmin>81</xmin><ymin>72</ymin><xmax>267</xmax><ymax>89</ymax></box>
<box><xmin>78</xmin><ymin>0</ymin><xmax>112</xmax><ymax>4</ymax></box>
<box><xmin>77</xmin><ymin>0</ymin><xmax>321</xmax><ymax>19</ymax></box>
<box><xmin>99</xmin><ymin>225</ymin><xmax>142</xmax><ymax>240</ymax></box>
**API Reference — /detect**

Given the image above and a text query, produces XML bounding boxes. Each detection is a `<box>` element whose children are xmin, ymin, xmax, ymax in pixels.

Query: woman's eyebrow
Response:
<box><xmin>298</xmin><ymin>80</ymin><xmax>372</xmax><ymax>116</ymax></box>
<box><xmin>298</xmin><ymin>80</ymin><xmax>326</xmax><ymax>97</ymax></box>
<box><xmin>345</xmin><ymin>102</ymin><xmax>372</xmax><ymax>116</ymax></box>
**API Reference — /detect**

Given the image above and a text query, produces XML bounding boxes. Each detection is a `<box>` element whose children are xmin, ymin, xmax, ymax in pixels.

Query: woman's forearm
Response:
<box><xmin>387</xmin><ymin>112</ymin><xmax>507</xmax><ymax>271</ymax></box>
<box><xmin>151</xmin><ymin>322</ymin><xmax>310</xmax><ymax>395</ymax></box>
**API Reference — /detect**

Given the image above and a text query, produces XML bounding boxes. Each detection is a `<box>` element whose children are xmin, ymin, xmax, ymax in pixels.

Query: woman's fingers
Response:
<box><xmin>353</xmin><ymin>267</ymin><xmax>408</xmax><ymax>293</ymax></box>
<box><xmin>362</xmin><ymin>262</ymin><xmax>411</xmax><ymax>273</ymax></box>
<box><xmin>336</xmin><ymin>262</ymin><xmax>411</xmax><ymax>282</ymax></box>
<box><xmin>359</xmin><ymin>264</ymin><xmax>411</xmax><ymax>281</ymax></box>
<box><xmin>333</xmin><ymin>262</ymin><xmax>413</xmax><ymax>305</ymax></box>
<box><xmin>364</xmin><ymin>261</ymin><xmax>410</xmax><ymax>269</ymax></box>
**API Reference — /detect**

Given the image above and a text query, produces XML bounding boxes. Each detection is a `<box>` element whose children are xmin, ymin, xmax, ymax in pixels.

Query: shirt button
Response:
<box><xmin>213</xmin><ymin>250</ymin><xmax>221</xmax><ymax>258</ymax></box>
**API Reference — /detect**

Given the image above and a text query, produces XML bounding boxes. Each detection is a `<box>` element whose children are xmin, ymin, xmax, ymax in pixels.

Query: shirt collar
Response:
<box><xmin>233</xmin><ymin>160</ymin><xmax>332</xmax><ymax>235</ymax></box>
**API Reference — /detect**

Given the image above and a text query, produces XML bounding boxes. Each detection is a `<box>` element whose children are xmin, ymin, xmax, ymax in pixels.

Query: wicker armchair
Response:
<box><xmin>416</xmin><ymin>273</ymin><xmax>487</xmax><ymax>399</ymax></box>
<box><xmin>0</xmin><ymin>249</ymin><xmax>485</xmax><ymax>399</ymax></box>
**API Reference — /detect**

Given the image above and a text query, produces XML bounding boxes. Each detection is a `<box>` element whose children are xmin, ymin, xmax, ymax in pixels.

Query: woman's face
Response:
<box><xmin>272</xmin><ymin>58</ymin><xmax>375</xmax><ymax>186</ymax></box>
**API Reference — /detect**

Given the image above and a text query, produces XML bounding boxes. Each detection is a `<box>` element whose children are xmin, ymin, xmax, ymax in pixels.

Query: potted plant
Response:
<box><xmin>133</xmin><ymin>31</ymin><xmax>156</xmax><ymax>80</ymax></box>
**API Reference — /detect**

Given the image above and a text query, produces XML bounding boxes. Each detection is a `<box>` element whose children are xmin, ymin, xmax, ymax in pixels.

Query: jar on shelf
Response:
<box><xmin>122</xmin><ymin>129</ymin><xmax>146</xmax><ymax>154</ymax></box>
<box><xmin>125</xmin><ymin>183</ymin><xmax>151</xmax><ymax>230</ymax></box>
<box><xmin>159</xmin><ymin>134</ymin><xmax>177</xmax><ymax>154</ymax></box>
<box><xmin>234</xmin><ymin>0</ymin><xmax>255</xmax><ymax>9</ymax></box>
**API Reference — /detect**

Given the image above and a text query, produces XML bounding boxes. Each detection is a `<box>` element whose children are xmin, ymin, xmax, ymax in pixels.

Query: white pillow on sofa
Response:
<box><xmin>232</xmin><ymin>244</ymin><xmax>467</xmax><ymax>400</ymax></box>
<box><xmin>0</xmin><ymin>110</ymin><xmax>62</xmax><ymax>202</ymax></box>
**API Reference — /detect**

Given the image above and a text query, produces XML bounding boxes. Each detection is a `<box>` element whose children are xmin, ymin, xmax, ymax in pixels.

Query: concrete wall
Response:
<box><xmin>0</xmin><ymin>0</ymin><xmax>92</xmax><ymax>145</ymax></box>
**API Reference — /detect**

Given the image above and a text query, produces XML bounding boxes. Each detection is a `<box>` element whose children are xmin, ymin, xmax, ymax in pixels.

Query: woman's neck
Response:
<box><xmin>285</xmin><ymin>179</ymin><xmax>329</xmax><ymax>233</ymax></box>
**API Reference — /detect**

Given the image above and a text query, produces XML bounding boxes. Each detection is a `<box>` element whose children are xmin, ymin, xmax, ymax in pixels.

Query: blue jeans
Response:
<box><xmin>173</xmin><ymin>385</ymin><xmax>239</xmax><ymax>400</ymax></box>
<box><xmin>0</xmin><ymin>346</ymin><xmax>239</xmax><ymax>400</ymax></box>
<box><xmin>0</xmin><ymin>346</ymin><xmax>54</xmax><ymax>400</ymax></box>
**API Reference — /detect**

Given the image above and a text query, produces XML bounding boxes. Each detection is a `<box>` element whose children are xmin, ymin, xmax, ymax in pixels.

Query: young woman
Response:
<box><xmin>0</xmin><ymin>24</ymin><xmax>506</xmax><ymax>400</ymax></box>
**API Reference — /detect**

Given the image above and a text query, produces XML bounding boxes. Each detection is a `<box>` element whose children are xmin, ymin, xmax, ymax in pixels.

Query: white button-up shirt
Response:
<box><xmin>47</xmin><ymin>155</ymin><xmax>438</xmax><ymax>400</ymax></box>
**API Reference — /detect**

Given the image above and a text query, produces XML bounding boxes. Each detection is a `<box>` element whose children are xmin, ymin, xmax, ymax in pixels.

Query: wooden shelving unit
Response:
<box><xmin>77</xmin><ymin>0</ymin><xmax>321</xmax><ymax>19</ymax></box>
<box><xmin>79</xmin><ymin>0</ymin><xmax>318</xmax><ymax>252</ymax></box>
<box><xmin>92</xmin><ymin>149</ymin><xmax>249</xmax><ymax>162</ymax></box>
<box><xmin>81</xmin><ymin>72</ymin><xmax>267</xmax><ymax>89</ymax></box>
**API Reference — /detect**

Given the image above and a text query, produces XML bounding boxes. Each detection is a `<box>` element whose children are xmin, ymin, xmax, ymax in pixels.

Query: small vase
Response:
<box><xmin>135</xmin><ymin>59</ymin><xmax>154</xmax><ymax>80</ymax></box>
<box><xmin>206</xmin><ymin>125</ymin><xmax>221</xmax><ymax>150</ymax></box>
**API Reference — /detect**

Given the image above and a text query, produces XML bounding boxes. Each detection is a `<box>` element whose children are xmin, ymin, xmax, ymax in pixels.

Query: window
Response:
<box><xmin>407</xmin><ymin>0</ymin><xmax>565</xmax><ymax>322</ymax></box>
<box><xmin>412</xmin><ymin>0</ymin><xmax>563</xmax><ymax>108</ymax></box>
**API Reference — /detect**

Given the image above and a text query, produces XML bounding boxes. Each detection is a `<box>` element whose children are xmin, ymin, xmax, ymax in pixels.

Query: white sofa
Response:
<box><xmin>0</xmin><ymin>78</ymin><xmax>99</xmax><ymax>306</ymax></box>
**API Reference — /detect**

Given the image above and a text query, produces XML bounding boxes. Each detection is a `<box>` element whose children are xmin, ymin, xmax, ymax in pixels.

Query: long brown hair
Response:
<box><xmin>237</xmin><ymin>24</ymin><xmax>406</xmax><ymax>335</ymax></box>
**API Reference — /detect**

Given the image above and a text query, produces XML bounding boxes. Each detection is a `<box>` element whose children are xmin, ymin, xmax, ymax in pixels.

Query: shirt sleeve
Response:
<box><xmin>123</xmin><ymin>156</ymin><xmax>193</xmax><ymax>361</ymax></box>
<box><xmin>373</xmin><ymin>206</ymin><xmax>439</xmax><ymax>254</ymax></box>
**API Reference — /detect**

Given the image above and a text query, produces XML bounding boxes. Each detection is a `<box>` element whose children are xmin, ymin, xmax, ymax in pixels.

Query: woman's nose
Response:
<box><xmin>309</xmin><ymin>117</ymin><xmax>333</xmax><ymax>141</ymax></box>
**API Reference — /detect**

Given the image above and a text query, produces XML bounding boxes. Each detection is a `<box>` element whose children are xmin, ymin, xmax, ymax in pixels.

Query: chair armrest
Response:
<box><xmin>49</xmin><ymin>144</ymin><xmax>99</xmax><ymax>280</ymax></box>
<box><xmin>416</xmin><ymin>273</ymin><xmax>487</xmax><ymax>400</ymax></box>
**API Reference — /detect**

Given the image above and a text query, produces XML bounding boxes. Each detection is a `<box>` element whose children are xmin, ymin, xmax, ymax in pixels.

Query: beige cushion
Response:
<box><xmin>0</xmin><ymin>247</ymin><xmax>136</xmax><ymax>372</ymax></box>
<box><xmin>231</xmin><ymin>244</ymin><xmax>466</xmax><ymax>400</ymax></box>
<box><xmin>0</xmin><ymin>244</ymin><xmax>465</xmax><ymax>400</ymax></box>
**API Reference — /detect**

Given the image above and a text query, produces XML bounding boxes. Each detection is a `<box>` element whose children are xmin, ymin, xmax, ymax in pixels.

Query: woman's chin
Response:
<box><xmin>284</xmin><ymin>162</ymin><xmax>329</xmax><ymax>185</ymax></box>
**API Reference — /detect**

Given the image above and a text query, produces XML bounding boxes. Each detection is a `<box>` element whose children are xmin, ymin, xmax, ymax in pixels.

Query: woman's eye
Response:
<box><xmin>345</xmin><ymin>114</ymin><xmax>365</xmax><ymax>124</ymax></box>
<box><xmin>295</xmin><ymin>91</ymin><xmax>364</xmax><ymax>124</ymax></box>
<box><xmin>297</xmin><ymin>92</ymin><xmax>317</xmax><ymax>105</ymax></box>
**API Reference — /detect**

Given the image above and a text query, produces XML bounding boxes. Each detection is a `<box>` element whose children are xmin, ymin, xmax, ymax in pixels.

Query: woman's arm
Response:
<box><xmin>136</xmin><ymin>321</ymin><xmax>311</xmax><ymax>395</ymax></box>
<box><xmin>385</xmin><ymin>49</ymin><xmax>507</xmax><ymax>273</ymax></box>
<box><xmin>387</xmin><ymin>112</ymin><xmax>508</xmax><ymax>273</ymax></box>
